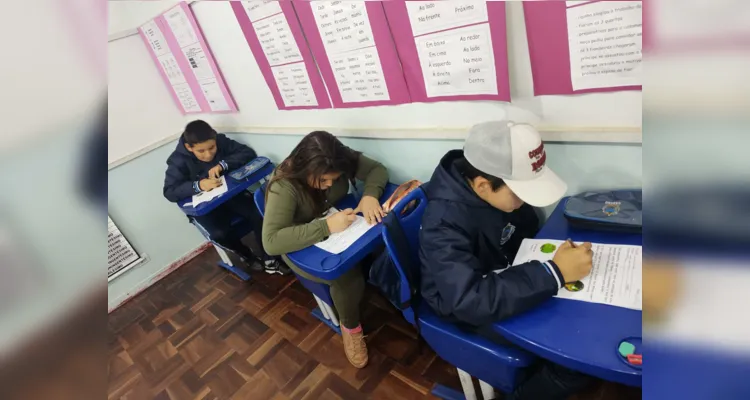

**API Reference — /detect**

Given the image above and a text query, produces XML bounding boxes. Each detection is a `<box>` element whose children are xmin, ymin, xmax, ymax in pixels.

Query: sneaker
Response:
<box><xmin>341</xmin><ymin>325</ymin><xmax>368</xmax><ymax>368</ymax></box>
<box><xmin>263</xmin><ymin>259</ymin><xmax>291</xmax><ymax>275</ymax></box>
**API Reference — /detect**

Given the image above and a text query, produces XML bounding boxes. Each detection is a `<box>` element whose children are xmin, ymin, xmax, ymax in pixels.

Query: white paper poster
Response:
<box><xmin>252</xmin><ymin>13</ymin><xmax>304</xmax><ymax>65</ymax></box>
<box><xmin>312</xmin><ymin>1</ymin><xmax>390</xmax><ymax>103</ymax></box>
<box><xmin>173</xmin><ymin>83</ymin><xmax>201</xmax><ymax>112</ymax></box>
<box><xmin>164</xmin><ymin>6</ymin><xmax>200</xmax><ymax>49</ymax></box>
<box><xmin>244</xmin><ymin>0</ymin><xmax>283</xmax><ymax>23</ymax></box>
<box><xmin>108</xmin><ymin>216</ymin><xmax>142</xmax><ymax>280</ymax></box>
<box><xmin>566</xmin><ymin>1</ymin><xmax>642</xmax><ymax>90</ymax></box>
<box><xmin>405</xmin><ymin>1</ymin><xmax>498</xmax><ymax>97</ymax></box>
<box><xmin>271</xmin><ymin>63</ymin><xmax>318</xmax><ymax>107</ymax></box>
<box><xmin>157</xmin><ymin>53</ymin><xmax>187</xmax><ymax>85</ymax></box>
<box><xmin>199</xmin><ymin>79</ymin><xmax>231</xmax><ymax>111</ymax></box>
<box><xmin>508</xmin><ymin>239</ymin><xmax>642</xmax><ymax>310</ymax></box>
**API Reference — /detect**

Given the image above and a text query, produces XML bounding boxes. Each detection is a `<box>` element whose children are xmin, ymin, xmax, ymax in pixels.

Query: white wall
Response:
<box><xmin>107</xmin><ymin>1</ymin><xmax>642</xmax><ymax>166</ymax></box>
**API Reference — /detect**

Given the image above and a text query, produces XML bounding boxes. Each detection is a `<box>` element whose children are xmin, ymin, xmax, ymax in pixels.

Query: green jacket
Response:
<box><xmin>262</xmin><ymin>154</ymin><xmax>388</xmax><ymax>257</ymax></box>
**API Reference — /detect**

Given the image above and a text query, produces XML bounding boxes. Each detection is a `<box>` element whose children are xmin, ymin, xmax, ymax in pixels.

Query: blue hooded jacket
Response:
<box><xmin>163</xmin><ymin>134</ymin><xmax>257</xmax><ymax>203</ymax></box>
<box><xmin>419</xmin><ymin>150</ymin><xmax>564</xmax><ymax>326</ymax></box>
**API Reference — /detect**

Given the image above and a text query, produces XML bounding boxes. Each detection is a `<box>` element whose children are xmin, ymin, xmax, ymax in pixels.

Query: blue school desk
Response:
<box><xmin>178</xmin><ymin>159</ymin><xmax>275</xmax><ymax>280</ymax></box>
<box><xmin>493</xmin><ymin>198</ymin><xmax>643</xmax><ymax>387</ymax></box>
<box><xmin>178</xmin><ymin>161</ymin><xmax>275</xmax><ymax>217</ymax></box>
<box><xmin>285</xmin><ymin>183</ymin><xmax>399</xmax><ymax>281</ymax></box>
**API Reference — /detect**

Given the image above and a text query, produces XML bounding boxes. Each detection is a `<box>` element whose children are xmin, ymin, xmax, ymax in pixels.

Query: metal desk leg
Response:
<box><xmin>310</xmin><ymin>295</ymin><xmax>342</xmax><ymax>335</ymax></box>
<box><xmin>479</xmin><ymin>380</ymin><xmax>495</xmax><ymax>399</ymax></box>
<box><xmin>313</xmin><ymin>295</ymin><xmax>331</xmax><ymax>320</ymax></box>
<box><xmin>457</xmin><ymin>368</ymin><xmax>478</xmax><ymax>400</ymax></box>
<box><xmin>215</xmin><ymin>244</ymin><xmax>251</xmax><ymax>281</ymax></box>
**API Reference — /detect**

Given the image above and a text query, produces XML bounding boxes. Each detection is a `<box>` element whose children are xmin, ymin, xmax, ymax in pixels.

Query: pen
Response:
<box><xmin>566</xmin><ymin>238</ymin><xmax>577</xmax><ymax>248</ymax></box>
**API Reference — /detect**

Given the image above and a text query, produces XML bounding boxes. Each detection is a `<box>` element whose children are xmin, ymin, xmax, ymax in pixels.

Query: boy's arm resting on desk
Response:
<box><xmin>217</xmin><ymin>134</ymin><xmax>258</xmax><ymax>171</ymax></box>
<box><xmin>163</xmin><ymin>159</ymin><xmax>199</xmax><ymax>203</ymax></box>
<box><xmin>420</xmin><ymin>216</ymin><xmax>562</xmax><ymax>326</ymax></box>
<box><xmin>356</xmin><ymin>155</ymin><xmax>388</xmax><ymax>199</ymax></box>
<box><xmin>262</xmin><ymin>181</ymin><xmax>331</xmax><ymax>256</ymax></box>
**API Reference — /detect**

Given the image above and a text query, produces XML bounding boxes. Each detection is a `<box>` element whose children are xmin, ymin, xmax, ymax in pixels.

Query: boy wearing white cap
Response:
<box><xmin>419</xmin><ymin>121</ymin><xmax>594</xmax><ymax>399</ymax></box>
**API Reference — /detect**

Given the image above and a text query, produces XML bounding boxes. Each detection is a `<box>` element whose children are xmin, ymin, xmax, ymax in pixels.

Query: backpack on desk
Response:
<box><xmin>564</xmin><ymin>190</ymin><xmax>642</xmax><ymax>233</ymax></box>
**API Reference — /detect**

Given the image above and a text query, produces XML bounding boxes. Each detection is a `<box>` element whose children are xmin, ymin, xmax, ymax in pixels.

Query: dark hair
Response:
<box><xmin>454</xmin><ymin>156</ymin><xmax>505</xmax><ymax>191</ymax></box>
<box><xmin>266</xmin><ymin>131</ymin><xmax>360</xmax><ymax>216</ymax></box>
<box><xmin>183</xmin><ymin>120</ymin><xmax>217</xmax><ymax>146</ymax></box>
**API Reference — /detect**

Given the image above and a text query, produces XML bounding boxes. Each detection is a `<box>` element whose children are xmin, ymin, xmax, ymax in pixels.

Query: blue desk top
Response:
<box><xmin>286</xmin><ymin>183</ymin><xmax>399</xmax><ymax>281</ymax></box>
<box><xmin>494</xmin><ymin>197</ymin><xmax>643</xmax><ymax>387</ymax></box>
<box><xmin>178</xmin><ymin>162</ymin><xmax>275</xmax><ymax>217</ymax></box>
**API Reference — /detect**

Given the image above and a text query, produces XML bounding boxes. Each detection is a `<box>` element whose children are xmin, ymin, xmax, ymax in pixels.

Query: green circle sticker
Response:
<box><xmin>540</xmin><ymin>243</ymin><xmax>557</xmax><ymax>253</ymax></box>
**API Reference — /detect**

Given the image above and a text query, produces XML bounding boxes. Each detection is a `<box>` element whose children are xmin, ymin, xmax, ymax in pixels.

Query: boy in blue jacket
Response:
<box><xmin>163</xmin><ymin>120</ymin><xmax>289</xmax><ymax>275</ymax></box>
<box><xmin>420</xmin><ymin>121</ymin><xmax>594</xmax><ymax>399</ymax></box>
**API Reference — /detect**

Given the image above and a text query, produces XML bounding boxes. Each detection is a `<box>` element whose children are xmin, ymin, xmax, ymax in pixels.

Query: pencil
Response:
<box><xmin>566</xmin><ymin>238</ymin><xmax>577</xmax><ymax>248</ymax></box>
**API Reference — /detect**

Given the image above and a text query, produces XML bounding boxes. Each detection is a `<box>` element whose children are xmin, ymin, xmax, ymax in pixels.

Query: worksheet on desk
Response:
<box><xmin>315</xmin><ymin>208</ymin><xmax>376</xmax><ymax>254</ymax></box>
<box><xmin>509</xmin><ymin>239</ymin><xmax>642</xmax><ymax>310</ymax></box>
<box><xmin>191</xmin><ymin>176</ymin><xmax>228</xmax><ymax>207</ymax></box>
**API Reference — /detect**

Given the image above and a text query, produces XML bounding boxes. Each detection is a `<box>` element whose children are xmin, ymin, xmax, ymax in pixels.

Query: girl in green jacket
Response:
<box><xmin>262</xmin><ymin>131</ymin><xmax>388</xmax><ymax>368</ymax></box>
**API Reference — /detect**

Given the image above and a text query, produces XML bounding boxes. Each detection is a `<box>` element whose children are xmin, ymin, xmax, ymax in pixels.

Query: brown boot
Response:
<box><xmin>341</xmin><ymin>326</ymin><xmax>368</xmax><ymax>368</ymax></box>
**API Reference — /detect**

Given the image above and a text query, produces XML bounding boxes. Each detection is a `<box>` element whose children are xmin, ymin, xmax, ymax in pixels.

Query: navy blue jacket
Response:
<box><xmin>419</xmin><ymin>150</ymin><xmax>565</xmax><ymax>326</ymax></box>
<box><xmin>163</xmin><ymin>134</ymin><xmax>257</xmax><ymax>202</ymax></box>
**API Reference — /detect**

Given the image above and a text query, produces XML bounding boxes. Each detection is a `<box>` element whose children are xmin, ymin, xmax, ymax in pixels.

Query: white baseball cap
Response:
<box><xmin>463</xmin><ymin>121</ymin><xmax>567</xmax><ymax>207</ymax></box>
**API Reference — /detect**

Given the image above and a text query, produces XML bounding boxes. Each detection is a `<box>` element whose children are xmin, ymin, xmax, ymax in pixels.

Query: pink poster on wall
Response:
<box><xmin>139</xmin><ymin>2</ymin><xmax>237</xmax><ymax>114</ymax></box>
<box><xmin>292</xmin><ymin>0</ymin><xmax>410</xmax><ymax>108</ymax></box>
<box><xmin>231</xmin><ymin>1</ymin><xmax>331</xmax><ymax>110</ymax></box>
<box><xmin>383</xmin><ymin>1</ymin><xmax>510</xmax><ymax>103</ymax></box>
<box><xmin>524</xmin><ymin>1</ymin><xmax>642</xmax><ymax>96</ymax></box>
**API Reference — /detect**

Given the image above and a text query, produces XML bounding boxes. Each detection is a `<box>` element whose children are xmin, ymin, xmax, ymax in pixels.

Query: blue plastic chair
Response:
<box><xmin>254</xmin><ymin>183</ymin><xmax>342</xmax><ymax>334</ymax></box>
<box><xmin>381</xmin><ymin>187</ymin><xmax>536</xmax><ymax>399</ymax></box>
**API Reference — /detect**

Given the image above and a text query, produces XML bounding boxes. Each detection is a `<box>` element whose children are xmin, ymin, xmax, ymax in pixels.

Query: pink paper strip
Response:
<box><xmin>231</xmin><ymin>1</ymin><xmax>331</xmax><ymax>110</ymax></box>
<box><xmin>383</xmin><ymin>1</ymin><xmax>510</xmax><ymax>103</ymax></box>
<box><xmin>292</xmin><ymin>1</ymin><xmax>410</xmax><ymax>108</ymax></box>
<box><xmin>523</xmin><ymin>1</ymin><xmax>641</xmax><ymax>96</ymax></box>
<box><xmin>173</xmin><ymin>2</ymin><xmax>238</xmax><ymax>113</ymax></box>
<box><xmin>138</xmin><ymin>21</ymin><xmax>197</xmax><ymax>115</ymax></box>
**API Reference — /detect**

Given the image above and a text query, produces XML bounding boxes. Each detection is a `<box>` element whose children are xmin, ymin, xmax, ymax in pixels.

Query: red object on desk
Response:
<box><xmin>627</xmin><ymin>354</ymin><xmax>642</xmax><ymax>365</ymax></box>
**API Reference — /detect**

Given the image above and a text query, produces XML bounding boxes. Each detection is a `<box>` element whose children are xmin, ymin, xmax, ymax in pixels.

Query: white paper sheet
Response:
<box><xmin>566</xmin><ymin>1</ymin><xmax>642</xmax><ymax>90</ymax></box>
<box><xmin>243</xmin><ymin>0</ymin><xmax>283</xmax><ymax>23</ymax></box>
<box><xmin>314</xmin><ymin>208</ymin><xmax>375</xmax><ymax>254</ymax></box>
<box><xmin>508</xmin><ymin>239</ymin><xmax>642</xmax><ymax>310</ymax></box>
<box><xmin>164</xmin><ymin>5</ymin><xmax>199</xmax><ymax>48</ymax></box>
<box><xmin>329</xmin><ymin>47</ymin><xmax>390</xmax><ymax>102</ymax></box>
<box><xmin>173</xmin><ymin>82</ymin><xmax>201</xmax><ymax>112</ymax></box>
<box><xmin>414</xmin><ymin>23</ymin><xmax>498</xmax><ymax>97</ymax></box>
<box><xmin>191</xmin><ymin>176</ymin><xmax>228</xmax><ymax>207</ymax></box>
<box><xmin>252</xmin><ymin>13</ymin><xmax>303</xmax><ymax>66</ymax></box>
<box><xmin>313</xmin><ymin>1</ymin><xmax>375</xmax><ymax>54</ymax></box>
<box><xmin>406</xmin><ymin>1</ymin><xmax>489</xmax><ymax>37</ymax></box>
<box><xmin>157</xmin><ymin>53</ymin><xmax>186</xmax><ymax>85</ymax></box>
<box><xmin>199</xmin><ymin>79</ymin><xmax>231</xmax><ymax>111</ymax></box>
<box><xmin>141</xmin><ymin>20</ymin><xmax>170</xmax><ymax>57</ymax></box>
<box><xmin>182</xmin><ymin>44</ymin><xmax>214</xmax><ymax>81</ymax></box>
<box><xmin>272</xmin><ymin>62</ymin><xmax>318</xmax><ymax>107</ymax></box>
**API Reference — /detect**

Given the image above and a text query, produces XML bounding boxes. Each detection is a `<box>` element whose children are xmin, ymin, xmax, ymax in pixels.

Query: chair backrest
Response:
<box><xmin>381</xmin><ymin>186</ymin><xmax>428</xmax><ymax>324</ymax></box>
<box><xmin>254</xmin><ymin>182</ymin><xmax>267</xmax><ymax>217</ymax></box>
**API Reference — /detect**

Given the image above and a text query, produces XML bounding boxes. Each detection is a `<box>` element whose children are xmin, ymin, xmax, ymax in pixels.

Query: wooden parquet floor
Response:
<box><xmin>108</xmin><ymin>249</ymin><xmax>641</xmax><ymax>400</ymax></box>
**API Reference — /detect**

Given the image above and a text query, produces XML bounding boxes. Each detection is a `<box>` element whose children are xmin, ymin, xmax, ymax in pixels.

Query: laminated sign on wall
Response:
<box><xmin>139</xmin><ymin>2</ymin><xmax>237</xmax><ymax>114</ymax></box>
<box><xmin>108</xmin><ymin>216</ymin><xmax>143</xmax><ymax>281</ymax></box>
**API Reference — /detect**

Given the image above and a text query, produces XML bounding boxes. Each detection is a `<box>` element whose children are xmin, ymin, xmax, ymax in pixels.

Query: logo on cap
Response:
<box><xmin>528</xmin><ymin>143</ymin><xmax>546</xmax><ymax>173</ymax></box>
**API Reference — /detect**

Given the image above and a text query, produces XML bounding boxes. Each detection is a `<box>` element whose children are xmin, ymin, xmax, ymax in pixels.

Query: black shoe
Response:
<box><xmin>237</xmin><ymin>254</ymin><xmax>263</xmax><ymax>272</ymax></box>
<box><xmin>263</xmin><ymin>259</ymin><xmax>291</xmax><ymax>275</ymax></box>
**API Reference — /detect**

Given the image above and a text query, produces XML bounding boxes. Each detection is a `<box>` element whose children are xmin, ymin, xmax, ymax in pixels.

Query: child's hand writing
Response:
<box><xmin>199</xmin><ymin>178</ymin><xmax>223</xmax><ymax>192</ymax></box>
<box><xmin>208</xmin><ymin>164</ymin><xmax>224</xmax><ymax>179</ymax></box>
<box><xmin>355</xmin><ymin>195</ymin><xmax>386</xmax><ymax>225</ymax></box>
<box><xmin>552</xmin><ymin>240</ymin><xmax>593</xmax><ymax>283</ymax></box>
<box><xmin>326</xmin><ymin>208</ymin><xmax>356</xmax><ymax>233</ymax></box>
